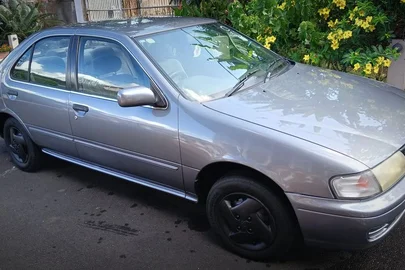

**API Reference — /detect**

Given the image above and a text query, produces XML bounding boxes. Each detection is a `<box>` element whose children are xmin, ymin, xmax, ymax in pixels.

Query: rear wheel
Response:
<box><xmin>207</xmin><ymin>175</ymin><xmax>297</xmax><ymax>260</ymax></box>
<box><xmin>3</xmin><ymin>118</ymin><xmax>41</xmax><ymax>172</ymax></box>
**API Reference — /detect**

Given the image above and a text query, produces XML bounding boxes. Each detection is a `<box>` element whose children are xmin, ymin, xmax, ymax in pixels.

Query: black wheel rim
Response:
<box><xmin>217</xmin><ymin>193</ymin><xmax>276</xmax><ymax>251</ymax></box>
<box><xmin>8</xmin><ymin>126</ymin><xmax>29</xmax><ymax>164</ymax></box>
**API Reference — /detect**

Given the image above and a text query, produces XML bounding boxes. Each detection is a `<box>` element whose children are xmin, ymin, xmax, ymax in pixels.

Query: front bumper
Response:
<box><xmin>287</xmin><ymin>175</ymin><xmax>405</xmax><ymax>249</ymax></box>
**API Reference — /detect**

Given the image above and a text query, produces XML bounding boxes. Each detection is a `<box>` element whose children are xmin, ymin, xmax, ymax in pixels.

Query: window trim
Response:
<box><xmin>9</xmin><ymin>46</ymin><xmax>33</xmax><ymax>82</ymax></box>
<box><xmin>71</xmin><ymin>35</ymin><xmax>168</xmax><ymax>110</ymax></box>
<box><xmin>75</xmin><ymin>36</ymin><xmax>145</xmax><ymax>100</ymax></box>
<box><xmin>8</xmin><ymin>34</ymin><xmax>73</xmax><ymax>91</ymax></box>
<box><xmin>29</xmin><ymin>35</ymin><xmax>72</xmax><ymax>90</ymax></box>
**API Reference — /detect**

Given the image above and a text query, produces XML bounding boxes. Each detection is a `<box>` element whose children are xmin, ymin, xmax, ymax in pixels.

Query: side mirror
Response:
<box><xmin>117</xmin><ymin>86</ymin><xmax>157</xmax><ymax>107</ymax></box>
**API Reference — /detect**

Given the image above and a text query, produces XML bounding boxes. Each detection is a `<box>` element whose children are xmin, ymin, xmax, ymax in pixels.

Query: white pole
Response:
<box><xmin>74</xmin><ymin>0</ymin><xmax>85</xmax><ymax>23</ymax></box>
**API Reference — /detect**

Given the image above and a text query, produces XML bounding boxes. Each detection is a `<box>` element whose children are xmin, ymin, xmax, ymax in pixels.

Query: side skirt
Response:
<box><xmin>42</xmin><ymin>148</ymin><xmax>198</xmax><ymax>203</ymax></box>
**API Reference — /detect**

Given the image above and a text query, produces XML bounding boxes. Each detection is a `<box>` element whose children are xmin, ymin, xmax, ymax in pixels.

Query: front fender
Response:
<box><xmin>179</xmin><ymin>97</ymin><xmax>367</xmax><ymax>198</ymax></box>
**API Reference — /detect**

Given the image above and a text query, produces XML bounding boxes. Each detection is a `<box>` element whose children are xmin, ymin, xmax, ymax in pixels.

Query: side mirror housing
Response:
<box><xmin>117</xmin><ymin>86</ymin><xmax>157</xmax><ymax>107</ymax></box>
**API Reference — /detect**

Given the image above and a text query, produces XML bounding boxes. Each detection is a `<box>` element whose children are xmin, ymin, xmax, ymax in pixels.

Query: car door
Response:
<box><xmin>2</xmin><ymin>35</ymin><xmax>77</xmax><ymax>156</ymax></box>
<box><xmin>68</xmin><ymin>36</ymin><xmax>183</xmax><ymax>191</ymax></box>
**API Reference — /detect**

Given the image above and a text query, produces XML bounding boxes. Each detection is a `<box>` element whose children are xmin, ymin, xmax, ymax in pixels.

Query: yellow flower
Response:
<box><xmin>354</xmin><ymin>7</ymin><xmax>359</xmax><ymax>12</ymax></box>
<box><xmin>336</xmin><ymin>29</ymin><xmax>344</xmax><ymax>40</ymax></box>
<box><xmin>349</xmin><ymin>12</ymin><xmax>355</xmax><ymax>21</ymax></box>
<box><xmin>364</xmin><ymin>67</ymin><xmax>372</xmax><ymax>75</ymax></box>
<box><xmin>366</xmin><ymin>63</ymin><xmax>372</xmax><ymax>69</ymax></box>
<box><xmin>374</xmin><ymin>66</ymin><xmax>379</xmax><ymax>74</ymax></box>
<box><xmin>376</xmin><ymin>56</ymin><xmax>385</xmax><ymax>65</ymax></box>
<box><xmin>343</xmin><ymin>30</ymin><xmax>352</xmax><ymax>39</ymax></box>
<box><xmin>267</xmin><ymin>36</ymin><xmax>277</xmax><ymax>43</ymax></box>
<box><xmin>328</xmin><ymin>19</ymin><xmax>339</xmax><ymax>28</ymax></box>
<box><xmin>327</xmin><ymin>32</ymin><xmax>335</xmax><ymax>40</ymax></box>
<box><xmin>402</xmin><ymin>0</ymin><xmax>405</xmax><ymax>3</ymax></box>
<box><xmin>384</xmin><ymin>59</ymin><xmax>392</xmax><ymax>67</ymax></box>
<box><xmin>318</xmin><ymin>8</ymin><xmax>330</xmax><ymax>20</ymax></box>
<box><xmin>333</xmin><ymin>0</ymin><xmax>346</xmax><ymax>9</ymax></box>
<box><xmin>353</xmin><ymin>63</ymin><xmax>361</xmax><ymax>71</ymax></box>
<box><xmin>355</xmin><ymin>18</ymin><xmax>363</xmax><ymax>27</ymax></box>
<box><xmin>361</xmin><ymin>21</ymin><xmax>370</xmax><ymax>29</ymax></box>
<box><xmin>359</xmin><ymin>10</ymin><xmax>365</xmax><ymax>16</ymax></box>
<box><xmin>303</xmin><ymin>55</ymin><xmax>310</xmax><ymax>62</ymax></box>
<box><xmin>366</xmin><ymin>16</ymin><xmax>373</xmax><ymax>23</ymax></box>
<box><xmin>368</xmin><ymin>25</ymin><xmax>376</xmax><ymax>32</ymax></box>
<box><xmin>264</xmin><ymin>44</ymin><xmax>271</xmax><ymax>49</ymax></box>
<box><xmin>331</xmin><ymin>40</ymin><xmax>339</xmax><ymax>50</ymax></box>
<box><xmin>278</xmin><ymin>2</ymin><xmax>287</xmax><ymax>10</ymax></box>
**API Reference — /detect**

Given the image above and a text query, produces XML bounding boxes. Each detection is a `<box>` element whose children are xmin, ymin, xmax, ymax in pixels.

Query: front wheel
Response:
<box><xmin>207</xmin><ymin>175</ymin><xmax>297</xmax><ymax>260</ymax></box>
<box><xmin>3</xmin><ymin>118</ymin><xmax>42</xmax><ymax>172</ymax></box>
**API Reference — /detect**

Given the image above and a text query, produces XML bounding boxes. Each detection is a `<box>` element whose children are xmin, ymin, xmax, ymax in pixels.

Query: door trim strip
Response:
<box><xmin>42</xmin><ymin>148</ymin><xmax>197</xmax><ymax>202</ymax></box>
<box><xmin>74</xmin><ymin>139</ymin><xmax>179</xmax><ymax>171</ymax></box>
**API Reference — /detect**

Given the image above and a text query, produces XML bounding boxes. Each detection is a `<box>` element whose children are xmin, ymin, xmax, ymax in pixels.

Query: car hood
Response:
<box><xmin>204</xmin><ymin>63</ymin><xmax>405</xmax><ymax>168</ymax></box>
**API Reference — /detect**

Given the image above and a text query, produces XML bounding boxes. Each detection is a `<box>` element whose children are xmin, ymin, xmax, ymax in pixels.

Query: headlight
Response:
<box><xmin>372</xmin><ymin>151</ymin><xmax>405</xmax><ymax>191</ymax></box>
<box><xmin>331</xmin><ymin>170</ymin><xmax>382</xmax><ymax>199</ymax></box>
<box><xmin>331</xmin><ymin>151</ymin><xmax>405</xmax><ymax>199</ymax></box>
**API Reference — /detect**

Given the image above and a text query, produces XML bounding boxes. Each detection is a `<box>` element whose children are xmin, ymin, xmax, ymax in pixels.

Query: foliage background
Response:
<box><xmin>175</xmin><ymin>0</ymin><xmax>405</xmax><ymax>81</ymax></box>
<box><xmin>0</xmin><ymin>0</ymin><xmax>59</xmax><ymax>46</ymax></box>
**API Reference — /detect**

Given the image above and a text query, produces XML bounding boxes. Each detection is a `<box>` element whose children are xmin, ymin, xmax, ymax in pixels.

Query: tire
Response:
<box><xmin>3</xmin><ymin>118</ymin><xmax>42</xmax><ymax>172</ymax></box>
<box><xmin>207</xmin><ymin>174</ymin><xmax>297</xmax><ymax>260</ymax></box>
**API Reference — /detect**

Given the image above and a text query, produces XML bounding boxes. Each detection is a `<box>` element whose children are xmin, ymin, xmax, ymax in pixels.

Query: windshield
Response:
<box><xmin>136</xmin><ymin>23</ymin><xmax>283</xmax><ymax>102</ymax></box>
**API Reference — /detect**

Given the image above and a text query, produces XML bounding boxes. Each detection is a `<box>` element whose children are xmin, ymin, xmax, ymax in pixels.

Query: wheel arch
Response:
<box><xmin>195</xmin><ymin>161</ymin><xmax>301</xmax><ymax>237</ymax></box>
<box><xmin>195</xmin><ymin>161</ymin><xmax>287</xmax><ymax>204</ymax></box>
<box><xmin>0</xmin><ymin>111</ymin><xmax>32</xmax><ymax>139</ymax></box>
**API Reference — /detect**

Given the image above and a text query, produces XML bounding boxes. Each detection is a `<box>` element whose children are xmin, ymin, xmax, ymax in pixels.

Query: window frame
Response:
<box><xmin>9</xmin><ymin>35</ymin><xmax>73</xmax><ymax>90</ymax></box>
<box><xmin>74</xmin><ymin>36</ymin><xmax>149</xmax><ymax>100</ymax></box>
<box><xmin>10</xmin><ymin>45</ymin><xmax>33</xmax><ymax>82</ymax></box>
<box><xmin>71</xmin><ymin>35</ymin><xmax>168</xmax><ymax>109</ymax></box>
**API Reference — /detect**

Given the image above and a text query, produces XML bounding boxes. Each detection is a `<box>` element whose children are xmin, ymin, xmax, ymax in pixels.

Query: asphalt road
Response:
<box><xmin>0</xmin><ymin>141</ymin><xmax>404</xmax><ymax>270</ymax></box>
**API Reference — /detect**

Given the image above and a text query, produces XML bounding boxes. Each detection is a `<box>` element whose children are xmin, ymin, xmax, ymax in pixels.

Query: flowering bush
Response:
<box><xmin>228</xmin><ymin>0</ymin><xmax>403</xmax><ymax>81</ymax></box>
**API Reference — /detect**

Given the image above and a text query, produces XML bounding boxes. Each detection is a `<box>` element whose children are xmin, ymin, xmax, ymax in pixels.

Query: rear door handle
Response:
<box><xmin>72</xmin><ymin>104</ymin><xmax>89</xmax><ymax>112</ymax></box>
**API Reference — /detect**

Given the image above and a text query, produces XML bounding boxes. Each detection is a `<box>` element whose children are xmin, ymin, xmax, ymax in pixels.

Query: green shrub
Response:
<box><xmin>173</xmin><ymin>0</ymin><xmax>231</xmax><ymax>23</ymax></box>
<box><xmin>0</xmin><ymin>0</ymin><xmax>60</xmax><ymax>43</ymax></box>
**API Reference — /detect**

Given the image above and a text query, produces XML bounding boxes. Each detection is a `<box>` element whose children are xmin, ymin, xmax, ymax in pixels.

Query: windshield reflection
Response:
<box><xmin>137</xmin><ymin>23</ymin><xmax>281</xmax><ymax>101</ymax></box>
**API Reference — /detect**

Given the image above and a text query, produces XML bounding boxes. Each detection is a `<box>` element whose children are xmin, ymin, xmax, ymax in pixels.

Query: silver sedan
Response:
<box><xmin>0</xmin><ymin>17</ymin><xmax>405</xmax><ymax>260</ymax></box>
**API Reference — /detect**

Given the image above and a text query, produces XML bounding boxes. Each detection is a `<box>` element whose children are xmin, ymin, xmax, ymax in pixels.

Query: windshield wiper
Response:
<box><xmin>226</xmin><ymin>69</ymin><xmax>261</xmax><ymax>97</ymax></box>
<box><xmin>264</xmin><ymin>57</ymin><xmax>289</xmax><ymax>83</ymax></box>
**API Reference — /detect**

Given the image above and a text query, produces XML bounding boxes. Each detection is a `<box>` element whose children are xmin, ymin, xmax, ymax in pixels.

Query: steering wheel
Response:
<box><xmin>168</xmin><ymin>70</ymin><xmax>188</xmax><ymax>87</ymax></box>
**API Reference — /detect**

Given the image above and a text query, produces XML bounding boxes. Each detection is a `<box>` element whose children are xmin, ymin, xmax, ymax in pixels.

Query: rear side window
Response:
<box><xmin>10</xmin><ymin>47</ymin><xmax>33</xmax><ymax>81</ymax></box>
<box><xmin>77</xmin><ymin>37</ymin><xmax>150</xmax><ymax>99</ymax></box>
<box><xmin>30</xmin><ymin>36</ymin><xmax>70</xmax><ymax>89</ymax></box>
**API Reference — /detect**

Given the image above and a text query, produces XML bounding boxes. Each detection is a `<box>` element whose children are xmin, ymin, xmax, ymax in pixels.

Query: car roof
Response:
<box><xmin>52</xmin><ymin>17</ymin><xmax>217</xmax><ymax>38</ymax></box>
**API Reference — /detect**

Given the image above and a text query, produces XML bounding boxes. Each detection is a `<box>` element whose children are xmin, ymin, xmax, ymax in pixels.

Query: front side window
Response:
<box><xmin>136</xmin><ymin>23</ymin><xmax>284</xmax><ymax>102</ymax></box>
<box><xmin>77</xmin><ymin>37</ymin><xmax>150</xmax><ymax>99</ymax></box>
<box><xmin>30</xmin><ymin>36</ymin><xmax>70</xmax><ymax>89</ymax></box>
<box><xmin>10</xmin><ymin>47</ymin><xmax>33</xmax><ymax>81</ymax></box>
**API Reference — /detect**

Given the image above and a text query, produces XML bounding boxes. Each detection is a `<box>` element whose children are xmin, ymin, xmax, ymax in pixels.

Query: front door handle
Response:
<box><xmin>72</xmin><ymin>104</ymin><xmax>89</xmax><ymax>112</ymax></box>
<box><xmin>72</xmin><ymin>104</ymin><xmax>89</xmax><ymax>118</ymax></box>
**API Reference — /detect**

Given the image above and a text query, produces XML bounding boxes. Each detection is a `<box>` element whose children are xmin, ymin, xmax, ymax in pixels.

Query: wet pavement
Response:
<box><xmin>0</xmin><ymin>141</ymin><xmax>403</xmax><ymax>270</ymax></box>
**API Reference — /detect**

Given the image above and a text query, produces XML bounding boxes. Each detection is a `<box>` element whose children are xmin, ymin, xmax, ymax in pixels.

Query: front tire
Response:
<box><xmin>3</xmin><ymin>118</ymin><xmax>42</xmax><ymax>172</ymax></box>
<box><xmin>207</xmin><ymin>174</ymin><xmax>297</xmax><ymax>260</ymax></box>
